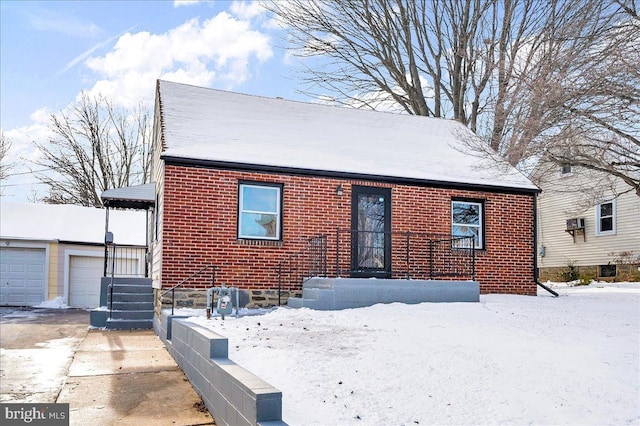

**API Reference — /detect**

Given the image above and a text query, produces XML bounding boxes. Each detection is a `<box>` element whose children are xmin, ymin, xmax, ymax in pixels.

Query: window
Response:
<box><xmin>560</xmin><ymin>164</ymin><xmax>572</xmax><ymax>175</ymax></box>
<box><xmin>451</xmin><ymin>200</ymin><xmax>484</xmax><ymax>249</ymax></box>
<box><xmin>595</xmin><ymin>200</ymin><xmax>615</xmax><ymax>235</ymax></box>
<box><xmin>600</xmin><ymin>264</ymin><xmax>616</xmax><ymax>278</ymax></box>
<box><xmin>238</xmin><ymin>183</ymin><xmax>282</xmax><ymax>240</ymax></box>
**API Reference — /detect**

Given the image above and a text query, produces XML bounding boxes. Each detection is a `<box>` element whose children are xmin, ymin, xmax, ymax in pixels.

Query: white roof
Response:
<box><xmin>0</xmin><ymin>203</ymin><xmax>146</xmax><ymax>246</ymax></box>
<box><xmin>157</xmin><ymin>80</ymin><xmax>538</xmax><ymax>192</ymax></box>
<box><xmin>102</xmin><ymin>183</ymin><xmax>155</xmax><ymax>202</ymax></box>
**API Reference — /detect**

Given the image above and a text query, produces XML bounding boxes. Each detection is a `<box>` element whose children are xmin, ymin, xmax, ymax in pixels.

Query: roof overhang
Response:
<box><xmin>162</xmin><ymin>155</ymin><xmax>541</xmax><ymax>196</ymax></box>
<box><xmin>101</xmin><ymin>183</ymin><xmax>156</xmax><ymax>210</ymax></box>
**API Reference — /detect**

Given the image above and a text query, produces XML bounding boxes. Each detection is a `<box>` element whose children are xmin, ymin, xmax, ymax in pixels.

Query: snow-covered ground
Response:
<box><xmin>184</xmin><ymin>282</ymin><xmax>640</xmax><ymax>426</ymax></box>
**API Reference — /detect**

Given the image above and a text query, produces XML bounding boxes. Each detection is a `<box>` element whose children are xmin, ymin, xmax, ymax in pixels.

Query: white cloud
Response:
<box><xmin>2</xmin><ymin>7</ymin><xmax>276</xmax><ymax>201</ymax></box>
<box><xmin>84</xmin><ymin>12</ymin><xmax>273</xmax><ymax>107</ymax></box>
<box><xmin>57</xmin><ymin>27</ymin><xmax>136</xmax><ymax>76</ymax></box>
<box><xmin>27</xmin><ymin>9</ymin><xmax>103</xmax><ymax>38</ymax></box>
<box><xmin>6</xmin><ymin>109</ymin><xmax>51</xmax><ymax>162</ymax></box>
<box><xmin>1</xmin><ymin>112</ymin><xmax>54</xmax><ymax>201</ymax></box>
<box><xmin>173</xmin><ymin>0</ymin><xmax>207</xmax><ymax>8</ymax></box>
<box><xmin>230</xmin><ymin>1</ymin><xmax>267</xmax><ymax>20</ymax></box>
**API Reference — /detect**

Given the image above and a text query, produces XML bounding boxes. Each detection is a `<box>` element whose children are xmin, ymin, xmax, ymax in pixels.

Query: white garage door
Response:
<box><xmin>0</xmin><ymin>247</ymin><xmax>46</xmax><ymax>306</ymax></box>
<box><xmin>69</xmin><ymin>256</ymin><xmax>103</xmax><ymax>308</ymax></box>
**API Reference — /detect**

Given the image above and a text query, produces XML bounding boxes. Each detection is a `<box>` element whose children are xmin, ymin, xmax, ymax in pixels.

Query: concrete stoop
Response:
<box><xmin>288</xmin><ymin>277</ymin><xmax>480</xmax><ymax>310</ymax></box>
<box><xmin>90</xmin><ymin>277</ymin><xmax>154</xmax><ymax>330</ymax></box>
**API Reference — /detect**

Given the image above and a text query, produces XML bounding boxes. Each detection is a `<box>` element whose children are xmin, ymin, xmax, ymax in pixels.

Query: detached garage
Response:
<box><xmin>0</xmin><ymin>203</ymin><xmax>146</xmax><ymax>308</ymax></box>
<box><xmin>0</xmin><ymin>247</ymin><xmax>46</xmax><ymax>306</ymax></box>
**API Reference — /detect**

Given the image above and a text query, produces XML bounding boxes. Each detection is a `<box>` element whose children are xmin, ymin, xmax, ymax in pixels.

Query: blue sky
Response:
<box><xmin>0</xmin><ymin>0</ymin><xmax>307</xmax><ymax>201</ymax></box>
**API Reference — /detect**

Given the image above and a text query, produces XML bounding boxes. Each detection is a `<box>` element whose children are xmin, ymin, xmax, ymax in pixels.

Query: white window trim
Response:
<box><xmin>238</xmin><ymin>183</ymin><xmax>282</xmax><ymax>240</ymax></box>
<box><xmin>451</xmin><ymin>200</ymin><xmax>483</xmax><ymax>249</ymax></box>
<box><xmin>595</xmin><ymin>199</ymin><xmax>616</xmax><ymax>236</ymax></box>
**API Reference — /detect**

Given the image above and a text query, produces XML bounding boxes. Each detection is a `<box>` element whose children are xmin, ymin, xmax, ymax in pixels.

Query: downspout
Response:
<box><xmin>533</xmin><ymin>193</ymin><xmax>558</xmax><ymax>297</ymax></box>
<box><xmin>104</xmin><ymin>206</ymin><xmax>110</xmax><ymax>277</ymax></box>
<box><xmin>533</xmin><ymin>193</ymin><xmax>538</xmax><ymax>284</ymax></box>
<box><xmin>145</xmin><ymin>208</ymin><xmax>150</xmax><ymax>278</ymax></box>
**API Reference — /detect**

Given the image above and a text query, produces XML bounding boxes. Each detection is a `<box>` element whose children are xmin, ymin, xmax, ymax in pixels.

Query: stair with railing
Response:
<box><xmin>90</xmin><ymin>277</ymin><xmax>154</xmax><ymax>329</ymax></box>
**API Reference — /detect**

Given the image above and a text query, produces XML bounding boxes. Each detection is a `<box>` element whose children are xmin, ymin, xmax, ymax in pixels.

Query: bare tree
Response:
<box><xmin>0</xmin><ymin>131</ymin><xmax>14</xmax><ymax>195</ymax></box>
<box><xmin>267</xmin><ymin>0</ymin><xmax>639</xmax><ymax>195</ymax></box>
<box><xmin>534</xmin><ymin>3</ymin><xmax>640</xmax><ymax>196</ymax></box>
<box><xmin>33</xmin><ymin>93</ymin><xmax>151</xmax><ymax>207</ymax></box>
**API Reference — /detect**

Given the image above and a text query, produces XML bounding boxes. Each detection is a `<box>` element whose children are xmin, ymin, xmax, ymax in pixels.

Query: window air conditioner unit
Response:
<box><xmin>566</xmin><ymin>218</ymin><xmax>585</xmax><ymax>230</ymax></box>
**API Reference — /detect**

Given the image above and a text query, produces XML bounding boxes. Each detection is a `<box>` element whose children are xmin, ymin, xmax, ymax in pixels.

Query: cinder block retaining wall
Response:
<box><xmin>154</xmin><ymin>311</ymin><xmax>287</xmax><ymax>426</ymax></box>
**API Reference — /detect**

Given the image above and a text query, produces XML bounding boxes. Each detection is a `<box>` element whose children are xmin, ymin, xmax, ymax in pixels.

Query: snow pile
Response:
<box><xmin>184</xmin><ymin>282</ymin><xmax>640</xmax><ymax>425</ymax></box>
<box><xmin>33</xmin><ymin>297</ymin><xmax>69</xmax><ymax>309</ymax></box>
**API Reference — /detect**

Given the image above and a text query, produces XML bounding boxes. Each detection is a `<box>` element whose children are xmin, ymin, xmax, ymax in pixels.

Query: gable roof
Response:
<box><xmin>156</xmin><ymin>80</ymin><xmax>539</xmax><ymax>194</ymax></box>
<box><xmin>0</xmin><ymin>203</ymin><xmax>146</xmax><ymax>246</ymax></box>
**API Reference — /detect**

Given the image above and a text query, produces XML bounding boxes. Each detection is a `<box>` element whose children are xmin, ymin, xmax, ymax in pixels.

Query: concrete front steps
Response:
<box><xmin>288</xmin><ymin>277</ymin><xmax>480</xmax><ymax>310</ymax></box>
<box><xmin>90</xmin><ymin>278</ymin><xmax>154</xmax><ymax>330</ymax></box>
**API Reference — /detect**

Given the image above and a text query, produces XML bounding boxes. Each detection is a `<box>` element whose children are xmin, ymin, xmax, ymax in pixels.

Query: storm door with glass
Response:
<box><xmin>351</xmin><ymin>186</ymin><xmax>391</xmax><ymax>277</ymax></box>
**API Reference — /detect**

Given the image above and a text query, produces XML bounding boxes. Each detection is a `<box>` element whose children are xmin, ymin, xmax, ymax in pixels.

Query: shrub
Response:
<box><xmin>578</xmin><ymin>273</ymin><xmax>595</xmax><ymax>286</ymax></box>
<box><xmin>558</xmin><ymin>261</ymin><xmax>579</xmax><ymax>282</ymax></box>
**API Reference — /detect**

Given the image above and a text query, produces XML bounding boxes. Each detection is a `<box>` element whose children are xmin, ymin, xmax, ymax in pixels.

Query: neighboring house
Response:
<box><xmin>536</xmin><ymin>163</ymin><xmax>640</xmax><ymax>281</ymax></box>
<box><xmin>149</xmin><ymin>80</ymin><xmax>540</xmax><ymax>308</ymax></box>
<box><xmin>0</xmin><ymin>203</ymin><xmax>146</xmax><ymax>307</ymax></box>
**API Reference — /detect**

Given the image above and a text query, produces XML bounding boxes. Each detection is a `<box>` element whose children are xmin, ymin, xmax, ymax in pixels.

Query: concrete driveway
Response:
<box><xmin>0</xmin><ymin>307</ymin><xmax>215</xmax><ymax>425</ymax></box>
<box><xmin>0</xmin><ymin>307</ymin><xmax>89</xmax><ymax>403</ymax></box>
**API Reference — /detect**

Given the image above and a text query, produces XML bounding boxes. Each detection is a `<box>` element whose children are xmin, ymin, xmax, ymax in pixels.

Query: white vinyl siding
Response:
<box><xmin>537</xmin><ymin>170</ymin><xmax>639</xmax><ymax>269</ymax></box>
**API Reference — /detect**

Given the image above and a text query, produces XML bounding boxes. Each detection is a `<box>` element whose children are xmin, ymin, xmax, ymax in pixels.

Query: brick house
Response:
<box><xmin>150</xmin><ymin>80</ymin><xmax>540</xmax><ymax>308</ymax></box>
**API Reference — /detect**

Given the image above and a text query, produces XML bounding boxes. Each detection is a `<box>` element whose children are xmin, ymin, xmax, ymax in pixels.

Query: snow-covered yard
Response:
<box><xmin>184</xmin><ymin>282</ymin><xmax>640</xmax><ymax>426</ymax></box>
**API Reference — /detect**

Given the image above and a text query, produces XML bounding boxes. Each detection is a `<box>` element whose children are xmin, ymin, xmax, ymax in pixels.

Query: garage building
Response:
<box><xmin>0</xmin><ymin>203</ymin><xmax>146</xmax><ymax>308</ymax></box>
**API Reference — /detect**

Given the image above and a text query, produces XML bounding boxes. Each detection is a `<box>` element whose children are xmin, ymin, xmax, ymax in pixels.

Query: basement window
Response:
<box><xmin>238</xmin><ymin>182</ymin><xmax>282</xmax><ymax>240</ymax></box>
<box><xmin>599</xmin><ymin>264</ymin><xmax>616</xmax><ymax>278</ymax></box>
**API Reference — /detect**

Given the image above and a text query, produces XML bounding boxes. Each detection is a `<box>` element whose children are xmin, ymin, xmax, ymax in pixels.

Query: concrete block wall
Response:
<box><xmin>154</xmin><ymin>311</ymin><xmax>286</xmax><ymax>426</ymax></box>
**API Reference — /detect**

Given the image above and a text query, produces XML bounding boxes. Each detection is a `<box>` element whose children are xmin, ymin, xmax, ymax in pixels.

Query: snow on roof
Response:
<box><xmin>102</xmin><ymin>183</ymin><xmax>156</xmax><ymax>209</ymax></box>
<box><xmin>0</xmin><ymin>203</ymin><xmax>146</xmax><ymax>246</ymax></box>
<box><xmin>157</xmin><ymin>80</ymin><xmax>539</xmax><ymax>192</ymax></box>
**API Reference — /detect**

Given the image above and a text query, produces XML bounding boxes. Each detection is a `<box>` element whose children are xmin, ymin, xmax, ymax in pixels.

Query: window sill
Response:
<box><xmin>238</xmin><ymin>239</ymin><xmax>283</xmax><ymax>247</ymax></box>
<box><xmin>595</xmin><ymin>231</ymin><xmax>616</xmax><ymax>237</ymax></box>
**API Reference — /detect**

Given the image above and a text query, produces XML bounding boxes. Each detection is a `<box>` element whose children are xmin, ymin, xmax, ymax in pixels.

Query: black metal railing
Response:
<box><xmin>277</xmin><ymin>235</ymin><xmax>328</xmax><ymax>305</ymax></box>
<box><xmin>335</xmin><ymin>230</ymin><xmax>475</xmax><ymax>280</ymax></box>
<box><xmin>104</xmin><ymin>245</ymin><xmax>148</xmax><ymax>277</ymax></box>
<box><xmin>160</xmin><ymin>265</ymin><xmax>218</xmax><ymax>315</ymax></box>
<box><xmin>104</xmin><ymin>243</ymin><xmax>148</xmax><ymax>319</ymax></box>
<box><xmin>275</xmin><ymin>231</ymin><xmax>475</xmax><ymax>305</ymax></box>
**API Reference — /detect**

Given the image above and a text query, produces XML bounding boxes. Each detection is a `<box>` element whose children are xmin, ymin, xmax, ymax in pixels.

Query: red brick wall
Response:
<box><xmin>161</xmin><ymin>165</ymin><xmax>537</xmax><ymax>295</ymax></box>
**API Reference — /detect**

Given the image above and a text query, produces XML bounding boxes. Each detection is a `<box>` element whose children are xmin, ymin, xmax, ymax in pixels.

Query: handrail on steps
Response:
<box><xmin>161</xmin><ymin>264</ymin><xmax>218</xmax><ymax>315</ymax></box>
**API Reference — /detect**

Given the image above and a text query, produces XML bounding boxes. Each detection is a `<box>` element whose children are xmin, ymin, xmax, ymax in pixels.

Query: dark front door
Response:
<box><xmin>351</xmin><ymin>186</ymin><xmax>391</xmax><ymax>277</ymax></box>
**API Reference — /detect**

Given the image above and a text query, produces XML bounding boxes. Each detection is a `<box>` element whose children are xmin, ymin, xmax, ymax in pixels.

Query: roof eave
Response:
<box><xmin>161</xmin><ymin>155</ymin><xmax>541</xmax><ymax>195</ymax></box>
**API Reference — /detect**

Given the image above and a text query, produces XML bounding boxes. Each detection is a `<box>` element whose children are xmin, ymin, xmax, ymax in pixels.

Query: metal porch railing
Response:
<box><xmin>276</xmin><ymin>231</ymin><xmax>475</xmax><ymax>305</ymax></box>
<box><xmin>160</xmin><ymin>265</ymin><xmax>218</xmax><ymax>315</ymax></box>
<box><xmin>277</xmin><ymin>235</ymin><xmax>328</xmax><ymax>305</ymax></box>
<box><xmin>103</xmin><ymin>244</ymin><xmax>148</xmax><ymax>277</ymax></box>
<box><xmin>335</xmin><ymin>230</ymin><xmax>475</xmax><ymax>280</ymax></box>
